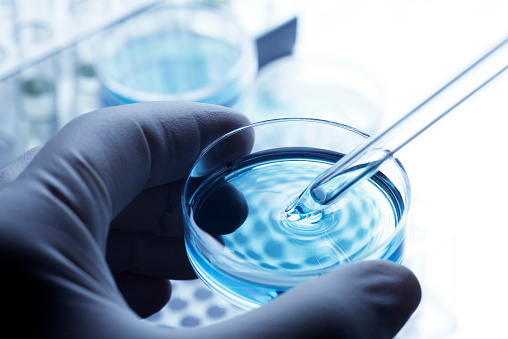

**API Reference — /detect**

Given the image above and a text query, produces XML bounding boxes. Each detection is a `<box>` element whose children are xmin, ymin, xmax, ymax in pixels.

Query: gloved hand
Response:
<box><xmin>0</xmin><ymin>102</ymin><xmax>420</xmax><ymax>338</ymax></box>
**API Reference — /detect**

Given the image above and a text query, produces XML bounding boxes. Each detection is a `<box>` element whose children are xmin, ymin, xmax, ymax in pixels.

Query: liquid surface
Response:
<box><xmin>186</xmin><ymin>148</ymin><xmax>405</xmax><ymax>309</ymax></box>
<box><xmin>285</xmin><ymin>157</ymin><xmax>387</xmax><ymax>223</ymax></box>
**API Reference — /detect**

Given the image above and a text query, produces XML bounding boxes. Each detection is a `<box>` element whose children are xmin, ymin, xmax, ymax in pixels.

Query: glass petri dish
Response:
<box><xmin>182</xmin><ymin>118</ymin><xmax>411</xmax><ymax>310</ymax></box>
<box><xmin>96</xmin><ymin>4</ymin><xmax>257</xmax><ymax>108</ymax></box>
<box><xmin>237</xmin><ymin>57</ymin><xmax>386</xmax><ymax>135</ymax></box>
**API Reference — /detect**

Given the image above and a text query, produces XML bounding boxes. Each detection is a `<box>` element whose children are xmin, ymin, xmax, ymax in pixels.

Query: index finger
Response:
<box><xmin>13</xmin><ymin>101</ymin><xmax>251</xmax><ymax>248</ymax></box>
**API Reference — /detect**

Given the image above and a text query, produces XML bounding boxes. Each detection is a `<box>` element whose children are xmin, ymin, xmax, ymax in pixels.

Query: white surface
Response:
<box><xmin>292</xmin><ymin>1</ymin><xmax>508</xmax><ymax>337</ymax></box>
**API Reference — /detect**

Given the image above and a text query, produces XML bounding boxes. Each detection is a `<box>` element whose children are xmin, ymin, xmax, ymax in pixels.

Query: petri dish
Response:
<box><xmin>96</xmin><ymin>5</ymin><xmax>257</xmax><ymax>108</ymax></box>
<box><xmin>182</xmin><ymin>118</ymin><xmax>411</xmax><ymax>310</ymax></box>
<box><xmin>237</xmin><ymin>57</ymin><xmax>386</xmax><ymax>135</ymax></box>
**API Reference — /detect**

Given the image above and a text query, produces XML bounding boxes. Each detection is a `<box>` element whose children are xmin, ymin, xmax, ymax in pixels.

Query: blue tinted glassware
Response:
<box><xmin>182</xmin><ymin>118</ymin><xmax>411</xmax><ymax>310</ymax></box>
<box><xmin>97</xmin><ymin>5</ymin><xmax>257</xmax><ymax>108</ymax></box>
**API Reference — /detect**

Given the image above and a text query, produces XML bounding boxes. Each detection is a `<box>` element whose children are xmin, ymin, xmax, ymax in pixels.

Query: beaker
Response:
<box><xmin>96</xmin><ymin>4</ymin><xmax>257</xmax><ymax>108</ymax></box>
<box><xmin>182</xmin><ymin>118</ymin><xmax>411</xmax><ymax>310</ymax></box>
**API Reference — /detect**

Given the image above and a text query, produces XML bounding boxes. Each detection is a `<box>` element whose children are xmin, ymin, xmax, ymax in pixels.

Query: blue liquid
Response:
<box><xmin>185</xmin><ymin>148</ymin><xmax>406</xmax><ymax>310</ymax></box>
<box><xmin>100</xmin><ymin>33</ymin><xmax>245</xmax><ymax>107</ymax></box>
<box><xmin>285</xmin><ymin>157</ymin><xmax>388</xmax><ymax>224</ymax></box>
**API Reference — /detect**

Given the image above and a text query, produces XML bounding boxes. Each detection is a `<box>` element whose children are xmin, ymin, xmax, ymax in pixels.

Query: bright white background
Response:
<box><xmin>286</xmin><ymin>1</ymin><xmax>508</xmax><ymax>337</ymax></box>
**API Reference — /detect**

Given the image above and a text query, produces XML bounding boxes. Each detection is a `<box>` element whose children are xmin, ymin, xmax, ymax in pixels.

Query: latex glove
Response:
<box><xmin>0</xmin><ymin>102</ymin><xmax>420</xmax><ymax>338</ymax></box>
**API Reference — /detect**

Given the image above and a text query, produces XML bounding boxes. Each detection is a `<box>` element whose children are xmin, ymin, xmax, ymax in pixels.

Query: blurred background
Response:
<box><xmin>1</xmin><ymin>0</ymin><xmax>507</xmax><ymax>337</ymax></box>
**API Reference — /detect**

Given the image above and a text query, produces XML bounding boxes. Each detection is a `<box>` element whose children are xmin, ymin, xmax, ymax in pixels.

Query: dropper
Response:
<box><xmin>285</xmin><ymin>34</ymin><xmax>508</xmax><ymax>223</ymax></box>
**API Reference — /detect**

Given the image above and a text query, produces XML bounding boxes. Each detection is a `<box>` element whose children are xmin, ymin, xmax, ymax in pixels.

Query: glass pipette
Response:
<box><xmin>285</xmin><ymin>34</ymin><xmax>508</xmax><ymax>223</ymax></box>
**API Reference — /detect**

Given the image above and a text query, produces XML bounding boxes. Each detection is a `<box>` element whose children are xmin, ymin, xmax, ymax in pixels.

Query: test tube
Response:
<box><xmin>0</xmin><ymin>0</ymin><xmax>15</xmax><ymax>67</ymax></box>
<box><xmin>0</xmin><ymin>79</ymin><xmax>18</xmax><ymax>167</ymax></box>
<box><xmin>69</xmin><ymin>0</ymin><xmax>111</xmax><ymax>117</ymax></box>
<box><xmin>13</xmin><ymin>0</ymin><xmax>58</xmax><ymax>150</ymax></box>
<box><xmin>287</xmin><ymin>33</ymin><xmax>508</xmax><ymax>222</ymax></box>
<box><xmin>0</xmin><ymin>0</ymin><xmax>16</xmax><ymax>166</ymax></box>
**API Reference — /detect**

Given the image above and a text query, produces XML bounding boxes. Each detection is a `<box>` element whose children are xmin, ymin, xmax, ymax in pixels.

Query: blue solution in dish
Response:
<box><xmin>185</xmin><ymin>148</ymin><xmax>406</xmax><ymax>310</ymax></box>
<box><xmin>99</xmin><ymin>33</ymin><xmax>246</xmax><ymax>108</ymax></box>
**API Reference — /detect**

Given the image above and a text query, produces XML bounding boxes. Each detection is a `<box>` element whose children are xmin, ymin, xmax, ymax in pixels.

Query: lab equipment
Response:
<box><xmin>0</xmin><ymin>0</ymin><xmax>14</xmax><ymax>65</ymax></box>
<box><xmin>237</xmin><ymin>56</ymin><xmax>385</xmax><ymax>135</ymax></box>
<box><xmin>13</xmin><ymin>0</ymin><xmax>59</xmax><ymax>151</ymax></box>
<box><xmin>182</xmin><ymin>118</ymin><xmax>410</xmax><ymax>310</ymax></box>
<box><xmin>70</xmin><ymin>0</ymin><xmax>112</xmax><ymax>116</ymax></box>
<box><xmin>0</xmin><ymin>1</ymin><xmax>165</xmax><ymax>166</ymax></box>
<box><xmin>96</xmin><ymin>5</ymin><xmax>257</xmax><ymax>108</ymax></box>
<box><xmin>286</xmin><ymin>34</ymin><xmax>508</xmax><ymax>223</ymax></box>
<box><xmin>0</xmin><ymin>1</ymin><xmax>297</xmax><ymax>167</ymax></box>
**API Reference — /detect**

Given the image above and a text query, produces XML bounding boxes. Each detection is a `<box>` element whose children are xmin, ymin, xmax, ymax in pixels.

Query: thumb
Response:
<box><xmin>196</xmin><ymin>260</ymin><xmax>421</xmax><ymax>339</ymax></box>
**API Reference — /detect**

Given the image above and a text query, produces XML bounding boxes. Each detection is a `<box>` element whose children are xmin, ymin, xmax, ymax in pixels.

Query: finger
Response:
<box><xmin>106</xmin><ymin>229</ymin><xmax>196</xmax><ymax>279</ymax></box>
<box><xmin>110</xmin><ymin>182</ymin><xmax>185</xmax><ymax>237</ymax></box>
<box><xmin>193</xmin><ymin>180</ymin><xmax>249</xmax><ymax>236</ymax></box>
<box><xmin>108</xmin><ymin>179</ymin><xmax>248</xmax><ymax>277</ymax></box>
<box><xmin>195</xmin><ymin>123</ymin><xmax>255</xmax><ymax>177</ymax></box>
<box><xmin>197</xmin><ymin>260</ymin><xmax>421</xmax><ymax>339</ymax></box>
<box><xmin>113</xmin><ymin>272</ymin><xmax>172</xmax><ymax>318</ymax></box>
<box><xmin>111</xmin><ymin>178</ymin><xmax>248</xmax><ymax>237</ymax></box>
<box><xmin>12</xmin><ymin>102</ymin><xmax>251</xmax><ymax>249</ymax></box>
